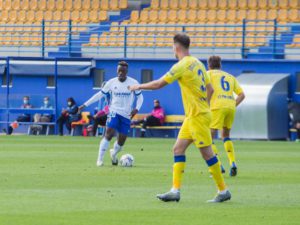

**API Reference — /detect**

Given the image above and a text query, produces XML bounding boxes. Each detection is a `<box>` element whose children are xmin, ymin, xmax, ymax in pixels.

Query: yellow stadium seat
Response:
<box><xmin>110</xmin><ymin>0</ymin><xmax>119</xmax><ymax>10</ymax></box>
<box><xmin>208</xmin><ymin>0</ymin><xmax>217</xmax><ymax>9</ymax></box>
<box><xmin>65</xmin><ymin>0</ymin><xmax>73</xmax><ymax>10</ymax></box>
<box><xmin>47</xmin><ymin>0</ymin><xmax>55</xmax><ymax>10</ymax></box>
<box><xmin>137</xmin><ymin>22</ymin><xmax>147</xmax><ymax>33</ymax></box>
<box><xmin>144</xmin><ymin>33</ymin><xmax>154</xmax><ymax>47</ymax></box>
<box><xmin>258</xmin><ymin>0</ymin><xmax>267</xmax><ymax>9</ymax></box>
<box><xmin>3</xmin><ymin>0</ymin><xmax>11</xmax><ymax>10</ymax></box>
<box><xmin>217</xmin><ymin>10</ymin><xmax>226</xmax><ymax>22</ymax></box>
<box><xmin>131</xmin><ymin>10</ymin><xmax>139</xmax><ymax>22</ymax></box>
<box><xmin>228</xmin><ymin>0</ymin><xmax>237</xmax><ymax>9</ymax></box>
<box><xmin>71</xmin><ymin>10</ymin><xmax>80</xmax><ymax>22</ymax></box>
<box><xmin>81</xmin><ymin>10</ymin><xmax>89</xmax><ymax>22</ymax></box>
<box><xmin>288</xmin><ymin>9</ymin><xmax>299</xmax><ymax>22</ymax></box>
<box><xmin>51</xmin><ymin>22</ymin><xmax>60</xmax><ymax>32</ymax></box>
<box><xmin>73</xmin><ymin>0</ymin><xmax>81</xmax><ymax>10</ymax></box>
<box><xmin>35</xmin><ymin>10</ymin><xmax>44</xmax><ymax>22</ymax></box>
<box><xmin>257</xmin><ymin>9</ymin><xmax>267</xmax><ymax>20</ymax></box>
<box><xmin>53</xmin><ymin>11</ymin><xmax>62</xmax><ymax>21</ymax></box>
<box><xmin>215</xmin><ymin>22</ymin><xmax>225</xmax><ymax>33</ymax></box>
<box><xmin>27</xmin><ymin>10</ymin><xmax>35</xmax><ymax>22</ymax></box>
<box><xmin>9</xmin><ymin>10</ymin><xmax>17</xmax><ymax>22</ymax></box>
<box><xmin>255</xmin><ymin>21</ymin><xmax>267</xmax><ymax>34</ymax></box>
<box><xmin>119</xmin><ymin>0</ymin><xmax>128</xmax><ymax>9</ymax></box>
<box><xmin>18</xmin><ymin>10</ymin><xmax>26</xmax><ymax>22</ymax></box>
<box><xmin>191</xmin><ymin>33</ymin><xmax>204</xmax><ymax>47</ymax></box>
<box><xmin>278</xmin><ymin>0</ymin><xmax>288</xmax><ymax>9</ymax></box>
<box><xmin>149</xmin><ymin>10</ymin><xmax>158</xmax><ymax>22</ymax></box>
<box><xmin>238</xmin><ymin>0</ymin><xmax>247</xmax><ymax>9</ymax></box>
<box><xmin>62</xmin><ymin>11</ymin><xmax>71</xmax><ymax>20</ymax></box>
<box><xmin>151</xmin><ymin>0</ymin><xmax>159</xmax><ymax>9</ymax></box>
<box><xmin>178</xmin><ymin>9</ymin><xmax>187</xmax><ymax>22</ymax></box>
<box><xmin>107</xmin><ymin>33</ymin><xmax>118</xmax><ymax>47</ymax></box>
<box><xmin>278</xmin><ymin>9</ymin><xmax>288</xmax><ymax>22</ymax></box>
<box><xmin>184</xmin><ymin>21</ymin><xmax>195</xmax><ymax>33</ymax></box>
<box><xmin>169</xmin><ymin>0</ymin><xmax>178</xmax><ymax>9</ymax></box>
<box><xmin>77</xmin><ymin>22</ymin><xmax>87</xmax><ymax>32</ymax></box>
<box><xmin>265</xmin><ymin>21</ymin><xmax>274</xmax><ymax>34</ymax></box>
<box><xmin>168</xmin><ymin>10</ymin><xmax>177</xmax><ymax>22</ymax></box>
<box><xmin>56</xmin><ymin>0</ymin><xmax>65</xmax><ymax>10</ymax></box>
<box><xmin>158</xmin><ymin>10</ymin><xmax>168</xmax><ymax>22</ymax></box>
<box><xmin>198</xmin><ymin>0</ymin><xmax>207</xmax><ymax>9</ymax></box>
<box><xmin>0</xmin><ymin>0</ymin><xmax>2</xmax><ymax>9</ymax></box>
<box><xmin>101</xmin><ymin>0</ymin><xmax>109</xmax><ymax>10</ymax></box>
<box><xmin>44</xmin><ymin>10</ymin><xmax>52</xmax><ymax>21</ymax></box>
<box><xmin>187</xmin><ymin>9</ymin><xmax>197</xmax><ymax>22</ymax></box>
<box><xmin>179</xmin><ymin>0</ymin><xmax>188</xmax><ymax>9</ymax></box>
<box><xmin>268</xmin><ymin>0</ymin><xmax>277</xmax><ymax>9</ymax></box>
<box><xmin>126</xmin><ymin>34</ymin><xmax>136</xmax><ymax>47</ymax></box>
<box><xmin>1</xmin><ymin>10</ymin><xmax>9</xmax><ymax>22</ymax></box>
<box><xmin>11</xmin><ymin>0</ymin><xmax>20</xmax><ymax>10</ymax></box>
<box><xmin>237</xmin><ymin>10</ymin><xmax>246</xmax><ymax>21</ymax></box>
<box><xmin>30</xmin><ymin>0</ymin><xmax>37</xmax><ymax>10</ymax></box>
<box><xmin>289</xmin><ymin>0</ymin><xmax>299</xmax><ymax>9</ymax></box>
<box><xmin>267</xmin><ymin>9</ymin><xmax>277</xmax><ymax>20</ymax></box>
<box><xmin>146</xmin><ymin>22</ymin><xmax>156</xmax><ymax>33</ymax></box>
<box><xmin>160</xmin><ymin>0</ymin><xmax>169</xmax><ymax>10</ymax></box>
<box><xmin>83</xmin><ymin>34</ymin><xmax>98</xmax><ymax>46</ymax></box>
<box><xmin>99</xmin><ymin>11</ymin><xmax>108</xmax><ymax>21</ymax></box>
<box><xmin>165</xmin><ymin>22</ymin><xmax>176</xmax><ymax>33</ymax></box>
<box><xmin>59</xmin><ymin>22</ymin><xmax>69</xmax><ymax>33</ymax></box>
<box><xmin>247</xmin><ymin>10</ymin><xmax>257</xmax><ymax>20</ymax></box>
<box><xmin>98</xmin><ymin>32</ymin><xmax>108</xmax><ymax>46</ymax></box>
<box><xmin>188</xmin><ymin>0</ymin><xmax>197</xmax><ymax>9</ymax></box>
<box><xmin>37</xmin><ymin>0</ymin><xmax>46</xmax><ymax>10</ymax></box>
<box><xmin>205</xmin><ymin>22</ymin><xmax>215</xmax><ymax>34</ymax></box>
<box><xmin>246</xmin><ymin>21</ymin><xmax>256</xmax><ymax>34</ymax></box>
<box><xmin>82</xmin><ymin>0</ymin><xmax>91</xmax><ymax>10</ymax></box>
<box><xmin>91</xmin><ymin>0</ymin><xmax>100</xmax><ymax>10</ymax></box>
<box><xmin>245</xmin><ymin>35</ymin><xmax>256</xmax><ymax>47</ymax></box>
<box><xmin>218</xmin><ymin>0</ymin><xmax>227</xmax><ymax>9</ymax></box>
<box><xmin>227</xmin><ymin>9</ymin><xmax>236</xmax><ymax>22</ymax></box>
<box><xmin>110</xmin><ymin>22</ymin><xmax>119</xmax><ymax>33</ymax></box>
<box><xmin>206</xmin><ymin>10</ymin><xmax>216</xmax><ymax>22</ymax></box>
<box><xmin>215</xmin><ymin>33</ymin><xmax>224</xmax><ymax>47</ymax></box>
<box><xmin>140</xmin><ymin>10</ymin><xmax>149</xmax><ymax>22</ymax></box>
<box><xmin>248</xmin><ymin>0</ymin><xmax>257</xmax><ymax>9</ymax></box>
<box><xmin>156</xmin><ymin>22</ymin><xmax>166</xmax><ymax>33</ymax></box>
<box><xmin>197</xmin><ymin>9</ymin><xmax>206</xmax><ymax>22</ymax></box>
<box><xmin>90</xmin><ymin>10</ymin><xmax>99</xmax><ymax>23</ymax></box>
<box><xmin>127</xmin><ymin>22</ymin><xmax>137</xmax><ymax>33</ymax></box>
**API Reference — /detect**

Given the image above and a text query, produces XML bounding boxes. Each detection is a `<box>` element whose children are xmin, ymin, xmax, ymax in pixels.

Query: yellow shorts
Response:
<box><xmin>178</xmin><ymin>113</ymin><xmax>212</xmax><ymax>148</ymax></box>
<box><xmin>210</xmin><ymin>108</ymin><xmax>235</xmax><ymax>130</ymax></box>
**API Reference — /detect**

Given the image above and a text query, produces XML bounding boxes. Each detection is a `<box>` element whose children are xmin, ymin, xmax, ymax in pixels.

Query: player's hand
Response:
<box><xmin>78</xmin><ymin>105</ymin><xmax>85</xmax><ymax>112</ymax></box>
<box><xmin>130</xmin><ymin>109</ymin><xmax>138</xmax><ymax>119</ymax></box>
<box><xmin>128</xmin><ymin>85</ymin><xmax>140</xmax><ymax>91</ymax></box>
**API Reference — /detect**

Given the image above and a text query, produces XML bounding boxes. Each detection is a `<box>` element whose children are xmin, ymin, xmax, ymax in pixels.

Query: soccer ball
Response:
<box><xmin>119</xmin><ymin>154</ymin><xmax>134</xmax><ymax>167</ymax></box>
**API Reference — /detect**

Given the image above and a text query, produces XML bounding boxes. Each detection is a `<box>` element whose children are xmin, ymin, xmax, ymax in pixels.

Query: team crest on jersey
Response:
<box><xmin>114</xmin><ymin>86</ymin><xmax>117</xmax><ymax>90</ymax></box>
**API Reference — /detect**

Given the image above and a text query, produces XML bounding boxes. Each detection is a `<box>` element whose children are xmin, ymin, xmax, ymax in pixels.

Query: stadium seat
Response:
<box><xmin>81</xmin><ymin>10</ymin><xmax>89</xmax><ymax>23</ymax></box>
<box><xmin>197</xmin><ymin>10</ymin><xmax>207</xmax><ymax>22</ymax></box>
<box><xmin>18</xmin><ymin>10</ymin><xmax>26</xmax><ymax>22</ymax></box>
<box><xmin>99</xmin><ymin>11</ymin><xmax>108</xmax><ymax>21</ymax></box>
<box><xmin>215</xmin><ymin>22</ymin><xmax>225</xmax><ymax>33</ymax></box>
<box><xmin>137</xmin><ymin>22</ymin><xmax>147</xmax><ymax>33</ymax></box>
<box><xmin>140</xmin><ymin>10</ymin><xmax>149</xmax><ymax>23</ymax></box>
<box><xmin>289</xmin><ymin>0</ymin><xmax>299</xmax><ymax>9</ymax></box>
<box><xmin>206</xmin><ymin>22</ymin><xmax>215</xmax><ymax>34</ymax></box>
<box><xmin>11</xmin><ymin>0</ymin><xmax>20</xmax><ymax>10</ymax></box>
<box><xmin>47</xmin><ymin>0</ymin><xmax>55</xmax><ymax>10</ymax></box>
<box><xmin>30</xmin><ymin>0</ymin><xmax>37</xmax><ymax>10</ymax></box>
<box><xmin>268</xmin><ymin>0</ymin><xmax>277</xmax><ymax>9</ymax></box>
<box><xmin>144</xmin><ymin>34</ymin><xmax>154</xmax><ymax>47</ymax></box>
<box><xmin>150</xmin><ymin>0</ymin><xmax>159</xmax><ymax>10</ymax></box>
<box><xmin>286</xmin><ymin>34</ymin><xmax>300</xmax><ymax>48</ymax></box>
<box><xmin>257</xmin><ymin>9</ymin><xmax>267</xmax><ymax>20</ymax></box>
<box><xmin>65</xmin><ymin>0</ymin><xmax>72</xmax><ymax>11</ymax></box>
<box><xmin>53</xmin><ymin>11</ymin><xmax>62</xmax><ymax>21</ymax></box>
<box><xmin>119</xmin><ymin>0</ymin><xmax>128</xmax><ymax>9</ymax></box>
<box><xmin>218</xmin><ymin>0</ymin><xmax>227</xmax><ymax>9</ymax></box>
<box><xmin>127</xmin><ymin>22</ymin><xmax>137</xmax><ymax>33</ymax></box>
<box><xmin>168</xmin><ymin>10</ymin><xmax>177</xmax><ymax>22</ymax></box>
<box><xmin>188</xmin><ymin>0</ymin><xmax>197</xmax><ymax>9</ymax></box>
<box><xmin>62</xmin><ymin>11</ymin><xmax>71</xmax><ymax>20</ymax></box>
<box><xmin>258</xmin><ymin>0</ymin><xmax>267</xmax><ymax>9</ymax></box>
<box><xmin>110</xmin><ymin>22</ymin><xmax>119</xmax><ymax>33</ymax></box>
<box><xmin>3</xmin><ymin>0</ymin><xmax>11</xmax><ymax>10</ymax></box>
<box><xmin>169</xmin><ymin>0</ymin><xmax>178</xmax><ymax>9</ymax></box>
<box><xmin>82</xmin><ymin>0</ymin><xmax>91</xmax><ymax>10</ymax></box>
<box><xmin>178</xmin><ymin>9</ymin><xmax>187</xmax><ymax>22</ymax></box>
<box><xmin>21</xmin><ymin>0</ymin><xmax>29</xmax><ymax>9</ymax></box>
<box><xmin>71</xmin><ymin>112</ymin><xmax>90</xmax><ymax>136</ymax></box>
<box><xmin>237</xmin><ymin>10</ymin><xmax>246</xmax><ymax>21</ymax></box>
<box><xmin>110</xmin><ymin>0</ymin><xmax>119</xmax><ymax>10</ymax></box>
<box><xmin>267</xmin><ymin>9</ymin><xmax>277</xmax><ymax>20</ymax></box>
<box><xmin>71</xmin><ymin>10</ymin><xmax>80</xmax><ymax>22</ymax></box>
<box><xmin>194</xmin><ymin>23</ymin><xmax>205</xmax><ymax>34</ymax></box>
<box><xmin>179</xmin><ymin>0</ymin><xmax>188</xmax><ymax>9</ymax></box>
<box><xmin>27</xmin><ymin>10</ymin><xmax>35</xmax><ymax>22</ymax></box>
<box><xmin>89</xmin><ymin>10</ymin><xmax>99</xmax><ymax>22</ymax></box>
<box><xmin>187</xmin><ymin>9</ymin><xmax>197</xmax><ymax>22</ymax></box>
<box><xmin>158</xmin><ymin>10</ymin><xmax>168</xmax><ymax>22</ymax></box>
<box><xmin>248</xmin><ymin>0</ymin><xmax>257</xmax><ymax>9</ymax></box>
<box><xmin>44</xmin><ymin>10</ymin><xmax>53</xmax><ymax>21</ymax></box>
<box><xmin>278</xmin><ymin>9</ymin><xmax>288</xmax><ymax>22</ymax></box>
<box><xmin>247</xmin><ymin>10</ymin><xmax>257</xmax><ymax>20</ymax></box>
<box><xmin>198</xmin><ymin>0</ymin><xmax>207</xmax><ymax>9</ymax></box>
<box><xmin>130</xmin><ymin>10</ymin><xmax>139</xmax><ymax>22</ymax></box>
<box><xmin>215</xmin><ymin>33</ymin><xmax>224</xmax><ymax>47</ymax></box>
<box><xmin>101</xmin><ymin>0</ymin><xmax>109</xmax><ymax>10</ymax></box>
<box><xmin>160</xmin><ymin>0</ymin><xmax>169</xmax><ymax>10</ymax></box>
<box><xmin>228</xmin><ymin>0</ymin><xmax>237</xmax><ymax>9</ymax></box>
<box><xmin>208</xmin><ymin>0</ymin><xmax>217</xmax><ymax>9</ymax></box>
<box><xmin>217</xmin><ymin>10</ymin><xmax>226</xmax><ymax>22</ymax></box>
<box><xmin>73</xmin><ymin>0</ymin><xmax>81</xmax><ymax>10</ymax></box>
<box><xmin>288</xmin><ymin>9</ymin><xmax>299</xmax><ymax>22</ymax></box>
<box><xmin>238</xmin><ymin>0</ymin><xmax>247</xmax><ymax>9</ymax></box>
<box><xmin>278</xmin><ymin>0</ymin><xmax>288</xmax><ymax>9</ymax></box>
<box><xmin>207</xmin><ymin>10</ymin><xmax>216</xmax><ymax>22</ymax></box>
<box><xmin>149</xmin><ymin>10</ymin><xmax>158</xmax><ymax>22</ymax></box>
<box><xmin>35</xmin><ymin>10</ymin><xmax>43</xmax><ymax>22</ymax></box>
<box><xmin>227</xmin><ymin>9</ymin><xmax>236</xmax><ymax>22</ymax></box>
<box><xmin>99</xmin><ymin>33</ymin><xmax>108</xmax><ymax>46</ymax></box>
<box><xmin>91</xmin><ymin>0</ymin><xmax>100</xmax><ymax>9</ymax></box>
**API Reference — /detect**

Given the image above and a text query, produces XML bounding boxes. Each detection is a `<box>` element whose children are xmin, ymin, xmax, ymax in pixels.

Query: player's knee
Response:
<box><xmin>221</xmin><ymin>129</ymin><xmax>230</xmax><ymax>139</ymax></box>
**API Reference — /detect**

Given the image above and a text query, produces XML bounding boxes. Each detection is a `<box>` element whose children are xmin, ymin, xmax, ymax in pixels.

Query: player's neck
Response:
<box><xmin>177</xmin><ymin>51</ymin><xmax>190</xmax><ymax>61</ymax></box>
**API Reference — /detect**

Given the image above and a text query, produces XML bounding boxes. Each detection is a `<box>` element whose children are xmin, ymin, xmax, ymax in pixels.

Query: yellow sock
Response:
<box><xmin>223</xmin><ymin>138</ymin><xmax>236</xmax><ymax>166</ymax></box>
<box><xmin>207</xmin><ymin>156</ymin><xmax>226</xmax><ymax>191</ymax></box>
<box><xmin>172</xmin><ymin>155</ymin><xmax>186</xmax><ymax>190</ymax></box>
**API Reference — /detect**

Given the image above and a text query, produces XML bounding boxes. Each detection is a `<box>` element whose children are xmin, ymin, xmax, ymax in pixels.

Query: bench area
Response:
<box><xmin>131</xmin><ymin>114</ymin><xmax>185</xmax><ymax>137</ymax></box>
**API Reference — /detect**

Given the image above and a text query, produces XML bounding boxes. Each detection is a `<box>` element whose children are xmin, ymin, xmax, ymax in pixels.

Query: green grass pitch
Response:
<box><xmin>0</xmin><ymin>136</ymin><xmax>300</xmax><ymax>225</ymax></box>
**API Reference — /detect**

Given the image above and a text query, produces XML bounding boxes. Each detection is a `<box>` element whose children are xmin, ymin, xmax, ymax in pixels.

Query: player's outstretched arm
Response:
<box><xmin>129</xmin><ymin>77</ymin><xmax>168</xmax><ymax>91</ymax></box>
<box><xmin>236</xmin><ymin>92</ymin><xmax>245</xmax><ymax>107</ymax></box>
<box><xmin>79</xmin><ymin>91</ymin><xmax>105</xmax><ymax>111</ymax></box>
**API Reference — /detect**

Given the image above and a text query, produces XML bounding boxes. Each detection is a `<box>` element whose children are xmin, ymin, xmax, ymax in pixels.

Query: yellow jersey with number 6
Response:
<box><xmin>163</xmin><ymin>56</ymin><xmax>210</xmax><ymax>117</ymax></box>
<box><xmin>207</xmin><ymin>69</ymin><xmax>243</xmax><ymax>111</ymax></box>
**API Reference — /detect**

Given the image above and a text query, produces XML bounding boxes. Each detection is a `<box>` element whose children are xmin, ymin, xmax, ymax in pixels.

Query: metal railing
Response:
<box><xmin>0</xmin><ymin>20</ymin><xmax>299</xmax><ymax>59</ymax></box>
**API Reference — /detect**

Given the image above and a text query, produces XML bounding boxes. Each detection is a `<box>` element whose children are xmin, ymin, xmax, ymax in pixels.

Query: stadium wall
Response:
<box><xmin>1</xmin><ymin>58</ymin><xmax>300</xmax><ymax>132</ymax></box>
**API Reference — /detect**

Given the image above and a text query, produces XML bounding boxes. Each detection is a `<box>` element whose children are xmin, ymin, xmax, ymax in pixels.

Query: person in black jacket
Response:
<box><xmin>288</xmin><ymin>101</ymin><xmax>300</xmax><ymax>142</ymax></box>
<box><xmin>57</xmin><ymin>97</ymin><xmax>81</xmax><ymax>136</ymax></box>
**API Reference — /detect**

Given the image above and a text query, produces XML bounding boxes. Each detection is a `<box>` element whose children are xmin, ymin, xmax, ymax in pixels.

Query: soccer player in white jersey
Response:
<box><xmin>79</xmin><ymin>61</ymin><xmax>144</xmax><ymax>166</ymax></box>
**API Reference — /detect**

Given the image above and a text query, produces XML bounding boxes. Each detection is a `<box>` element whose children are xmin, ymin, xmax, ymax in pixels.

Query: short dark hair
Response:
<box><xmin>173</xmin><ymin>33</ymin><xmax>190</xmax><ymax>49</ymax></box>
<box><xmin>118</xmin><ymin>61</ymin><xmax>129</xmax><ymax>68</ymax></box>
<box><xmin>208</xmin><ymin>56</ymin><xmax>222</xmax><ymax>69</ymax></box>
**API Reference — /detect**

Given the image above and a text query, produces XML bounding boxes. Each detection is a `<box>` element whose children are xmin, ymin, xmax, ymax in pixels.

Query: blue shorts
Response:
<box><xmin>106</xmin><ymin>112</ymin><xmax>131</xmax><ymax>135</ymax></box>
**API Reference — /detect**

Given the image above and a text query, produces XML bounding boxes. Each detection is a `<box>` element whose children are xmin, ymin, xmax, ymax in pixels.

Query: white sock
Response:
<box><xmin>170</xmin><ymin>188</ymin><xmax>180</xmax><ymax>193</ymax></box>
<box><xmin>113</xmin><ymin>141</ymin><xmax>122</xmax><ymax>156</ymax></box>
<box><xmin>218</xmin><ymin>189</ymin><xmax>228</xmax><ymax>195</ymax></box>
<box><xmin>98</xmin><ymin>138</ymin><xmax>110</xmax><ymax>161</ymax></box>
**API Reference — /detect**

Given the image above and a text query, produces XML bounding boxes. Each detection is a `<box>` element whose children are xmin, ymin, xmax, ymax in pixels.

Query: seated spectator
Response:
<box><xmin>31</xmin><ymin>97</ymin><xmax>54</xmax><ymax>135</ymax></box>
<box><xmin>288</xmin><ymin>101</ymin><xmax>300</xmax><ymax>142</ymax></box>
<box><xmin>87</xmin><ymin>105</ymin><xmax>109</xmax><ymax>136</ymax></box>
<box><xmin>57</xmin><ymin>97</ymin><xmax>81</xmax><ymax>136</ymax></box>
<box><xmin>3</xmin><ymin>96</ymin><xmax>33</xmax><ymax>135</ymax></box>
<box><xmin>133</xmin><ymin>99</ymin><xmax>165</xmax><ymax>137</ymax></box>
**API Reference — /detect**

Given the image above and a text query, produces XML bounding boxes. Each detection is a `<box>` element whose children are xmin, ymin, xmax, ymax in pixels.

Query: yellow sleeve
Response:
<box><xmin>233</xmin><ymin>77</ymin><xmax>243</xmax><ymax>95</ymax></box>
<box><xmin>163</xmin><ymin>62</ymin><xmax>185</xmax><ymax>84</ymax></box>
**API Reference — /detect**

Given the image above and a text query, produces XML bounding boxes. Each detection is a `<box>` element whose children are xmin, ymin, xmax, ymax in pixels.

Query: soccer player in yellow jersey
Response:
<box><xmin>129</xmin><ymin>33</ymin><xmax>231</xmax><ymax>203</ymax></box>
<box><xmin>207</xmin><ymin>56</ymin><xmax>245</xmax><ymax>177</ymax></box>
